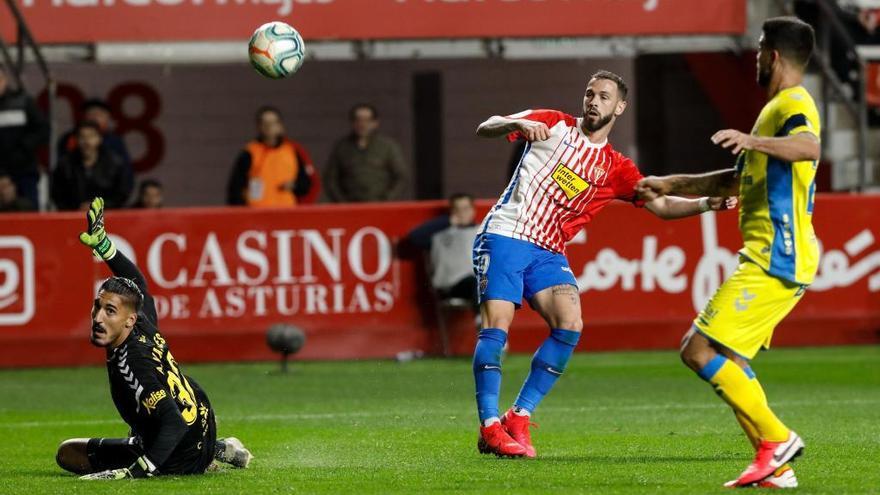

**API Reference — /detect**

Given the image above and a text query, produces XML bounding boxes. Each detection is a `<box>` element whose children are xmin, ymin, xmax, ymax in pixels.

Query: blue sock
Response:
<box><xmin>473</xmin><ymin>328</ymin><xmax>508</xmax><ymax>423</ymax></box>
<box><xmin>514</xmin><ymin>328</ymin><xmax>580</xmax><ymax>413</ymax></box>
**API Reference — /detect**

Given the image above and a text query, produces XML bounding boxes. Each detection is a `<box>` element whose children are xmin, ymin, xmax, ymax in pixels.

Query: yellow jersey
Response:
<box><xmin>736</xmin><ymin>85</ymin><xmax>821</xmax><ymax>285</ymax></box>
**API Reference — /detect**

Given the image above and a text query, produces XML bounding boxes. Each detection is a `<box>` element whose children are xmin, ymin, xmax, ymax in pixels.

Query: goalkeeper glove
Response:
<box><xmin>78</xmin><ymin>455</ymin><xmax>157</xmax><ymax>480</ymax></box>
<box><xmin>79</xmin><ymin>468</ymin><xmax>132</xmax><ymax>480</ymax></box>
<box><xmin>78</xmin><ymin>197</ymin><xmax>117</xmax><ymax>260</ymax></box>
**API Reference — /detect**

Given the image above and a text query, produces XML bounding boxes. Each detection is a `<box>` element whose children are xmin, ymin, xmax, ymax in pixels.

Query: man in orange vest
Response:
<box><xmin>226</xmin><ymin>106</ymin><xmax>318</xmax><ymax>207</ymax></box>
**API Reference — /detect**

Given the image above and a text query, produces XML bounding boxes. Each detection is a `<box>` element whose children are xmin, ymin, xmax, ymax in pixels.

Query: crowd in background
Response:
<box><xmin>0</xmin><ymin>64</ymin><xmax>410</xmax><ymax>214</ymax></box>
<box><xmin>1</xmin><ymin>64</ymin><xmax>473</xmax><ymax>314</ymax></box>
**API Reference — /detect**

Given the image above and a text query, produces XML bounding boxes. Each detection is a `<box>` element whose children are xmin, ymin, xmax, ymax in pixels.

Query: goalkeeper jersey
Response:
<box><xmin>103</xmin><ymin>253</ymin><xmax>215</xmax><ymax>472</ymax></box>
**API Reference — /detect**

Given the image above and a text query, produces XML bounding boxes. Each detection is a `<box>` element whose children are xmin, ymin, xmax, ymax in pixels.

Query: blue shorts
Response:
<box><xmin>473</xmin><ymin>233</ymin><xmax>578</xmax><ymax>308</ymax></box>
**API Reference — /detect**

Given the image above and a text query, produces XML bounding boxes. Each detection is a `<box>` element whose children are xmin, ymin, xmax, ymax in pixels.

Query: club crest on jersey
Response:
<box><xmin>552</xmin><ymin>163</ymin><xmax>590</xmax><ymax>200</ymax></box>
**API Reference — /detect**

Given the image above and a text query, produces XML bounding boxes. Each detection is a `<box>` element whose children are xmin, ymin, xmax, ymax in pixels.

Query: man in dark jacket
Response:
<box><xmin>324</xmin><ymin>104</ymin><xmax>408</xmax><ymax>202</ymax></box>
<box><xmin>57</xmin><ymin>98</ymin><xmax>134</xmax><ymax>196</ymax></box>
<box><xmin>0</xmin><ymin>69</ymin><xmax>49</xmax><ymax>208</ymax></box>
<box><xmin>51</xmin><ymin>121</ymin><xmax>131</xmax><ymax>211</ymax></box>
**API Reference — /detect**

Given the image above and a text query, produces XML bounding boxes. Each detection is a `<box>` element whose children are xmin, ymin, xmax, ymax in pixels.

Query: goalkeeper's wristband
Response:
<box><xmin>698</xmin><ymin>197</ymin><xmax>711</xmax><ymax>213</ymax></box>
<box><xmin>93</xmin><ymin>235</ymin><xmax>117</xmax><ymax>261</ymax></box>
<box><xmin>128</xmin><ymin>455</ymin><xmax>157</xmax><ymax>478</ymax></box>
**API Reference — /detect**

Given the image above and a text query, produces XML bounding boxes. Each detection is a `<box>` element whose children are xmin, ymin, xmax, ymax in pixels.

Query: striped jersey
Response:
<box><xmin>736</xmin><ymin>85</ymin><xmax>821</xmax><ymax>284</ymax></box>
<box><xmin>480</xmin><ymin>109</ymin><xmax>644</xmax><ymax>254</ymax></box>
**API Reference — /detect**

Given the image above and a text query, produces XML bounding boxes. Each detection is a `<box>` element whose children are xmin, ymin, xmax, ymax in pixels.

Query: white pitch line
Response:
<box><xmin>1</xmin><ymin>398</ymin><xmax>877</xmax><ymax>429</ymax></box>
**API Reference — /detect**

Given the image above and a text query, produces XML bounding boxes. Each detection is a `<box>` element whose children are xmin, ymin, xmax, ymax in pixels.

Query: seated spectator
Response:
<box><xmin>407</xmin><ymin>193</ymin><xmax>480</xmax><ymax>310</ymax></box>
<box><xmin>324</xmin><ymin>104</ymin><xmax>409</xmax><ymax>203</ymax></box>
<box><xmin>51</xmin><ymin>121</ymin><xmax>131</xmax><ymax>211</ymax></box>
<box><xmin>131</xmin><ymin>178</ymin><xmax>164</xmax><ymax>209</ymax></box>
<box><xmin>0</xmin><ymin>170</ymin><xmax>35</xmax><ymax>212</ymax></box>
<box><xmin>0</xmin><ymin>68</ymin><xmax>49</xmax><ymax>208</ymax></box>
<box><xmin>226</xmin><ymin>106</ymin><xmax>317</xmax><ymax>207</ymax></box>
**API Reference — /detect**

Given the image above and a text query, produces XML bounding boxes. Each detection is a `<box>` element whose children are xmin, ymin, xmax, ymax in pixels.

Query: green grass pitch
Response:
<box><xmin>0</xmin><ymin>346</ymin><xmax>877</xmax><ymax>494</ymax></box>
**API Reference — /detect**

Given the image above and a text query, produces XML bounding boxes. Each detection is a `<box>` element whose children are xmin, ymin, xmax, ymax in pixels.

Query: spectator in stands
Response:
<box><xmin>58</xmin><ymin>98</ymin><xmax>134</xmax><ymax>197</ymax></box>
<box><xmin>324</xmin><ymin>104</ymin><xmax>408</xmax><ymax>202</ymax></box>
<box><xmin>407</xmin><ymin>193</ymin><xmax>480</xmax><ymax>310</ymax></box>
<box><xmin>131</xmin><ymin>178</ymin><xmax>164</xmax><ymax>209</ymax></box>
<box><xmin>226</xmin><ymin>106</ymin><xmax>317</xmax><ymax>207</ymax></box>
<box><xmin>0</xmin><ymin>170</ymin><xmax>35</xmax><ymax>212</ymax></box>
<box><xmin>51</xmin><ymin>121</ymin><xmax>131</xmax><ymax>211</ymax></box>
<box><xmin>0</xmin><ymin>68</ymin><xmax>49</xmax><ymax>208</ymax></box>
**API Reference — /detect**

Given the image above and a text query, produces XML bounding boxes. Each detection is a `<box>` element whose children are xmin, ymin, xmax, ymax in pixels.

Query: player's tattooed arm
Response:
<box><xmin>637</xmin><ymin>168</ymin><xmax>739</xmax><ymax>198</ymax></box>
<box><xmin>476</xmin><ymin>116</ymin><xmax>550</xmax><ymax>141</ymax></box>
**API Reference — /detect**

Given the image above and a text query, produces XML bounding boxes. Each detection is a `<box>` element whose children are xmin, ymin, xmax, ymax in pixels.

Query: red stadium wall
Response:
<box><xmin>0</xmin><ymin>195</ymin><xmax>878</xmax><ymax>368</ymax></box>
<box><xmin>4</xmin><ymin>0</ymin><xmax>746</xmax><ymax>43</ymax></box>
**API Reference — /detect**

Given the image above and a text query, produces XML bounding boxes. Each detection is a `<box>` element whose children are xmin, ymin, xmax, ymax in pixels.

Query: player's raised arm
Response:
<box><xmin>638</xmin><ymin>168</ymin><xmax>740</xmax><ymax>199</ymax></box>
<box><xmin>78</xmin><ymin>197</ymin><xmax>158</xmax><ymax>326</ymax></box>
<box><xmin>476</xmin><ymin>115</ymin><xmax>550</xmax><ymax>141</ymax></box>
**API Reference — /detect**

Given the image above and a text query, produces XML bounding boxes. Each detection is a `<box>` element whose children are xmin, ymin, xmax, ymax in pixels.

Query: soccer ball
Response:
<box><xmin>248</xmin><ymin>21</ymin><xmax>305</xmax><ymax>79</ymax></box>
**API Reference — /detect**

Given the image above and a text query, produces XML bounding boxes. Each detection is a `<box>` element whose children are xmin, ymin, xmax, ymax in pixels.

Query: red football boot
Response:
<box><xmin>477</xmin><ymin>422</ymin><xmax>527</xmax><ymax>458</ymax></box>
<box><xmin>729</xmin><ymin>431</ymin><xmax>804</xmax><ymax>487</ymax></box>
<box><xmin>501</xmin><ymin>408</ymin><xmax>537</xmax><ymax>458</ymax></box>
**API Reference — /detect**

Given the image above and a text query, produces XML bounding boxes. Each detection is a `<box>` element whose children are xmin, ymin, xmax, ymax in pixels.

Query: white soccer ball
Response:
<box><xmin>248</xmin><ymin>21</ymin><xmax>306</xmax><ymax>79</ymax></box>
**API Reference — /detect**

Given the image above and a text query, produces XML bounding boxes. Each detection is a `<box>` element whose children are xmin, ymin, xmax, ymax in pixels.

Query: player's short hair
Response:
<box><xmin>138</xmin><ymin>178</ymin><xmax>162</xmax><ymax>194</ymax></box>
<box><xmin>81</xmin><ymin>98</ymin><xmax>111</xmax><ymax>113</ymax></box>
<box><xmin>99</xmin><ymin>277</ymin><xmax>144</xmax><ymax>313</ymax></box>
<box><xmin>256</xmin><ymin>105</ymin><xmax>283</xmax><ymax>122</ymax></box>
<box><xmin>448</xmin><ymin>192</ymin><xmax>473</xmax><ymax>205</ymax></box>
<box><xmin>349</xmin><ymin>103</ymin><xmax>379</xmax><ymax>121</ymax></box>
<box><xmin>761</xmin><ymin>16</ymin><xmax>815</xmax><ymax>68</ymax></box>
<box><xmin>589</xmin><ymin>70</ymin><xmax>628</xmax><ymax>101</ymax></box>
<box><xmin>75</xmin><ymin>120</ymin><xmax>102</xmax><ymax>135</ymax></box>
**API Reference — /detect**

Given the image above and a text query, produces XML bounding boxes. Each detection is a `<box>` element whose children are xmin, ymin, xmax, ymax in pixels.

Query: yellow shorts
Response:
<box><xmin>693</xmin><ymin>258</ymin><xmax>807</xmax><ymax>359</ymax></box>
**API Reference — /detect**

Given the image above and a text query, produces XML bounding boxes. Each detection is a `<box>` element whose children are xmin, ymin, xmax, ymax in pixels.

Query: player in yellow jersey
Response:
<box><xmin>638</xmin><ymin>17</ymin><xmax>820</xmax><ymax>488</ymax></box>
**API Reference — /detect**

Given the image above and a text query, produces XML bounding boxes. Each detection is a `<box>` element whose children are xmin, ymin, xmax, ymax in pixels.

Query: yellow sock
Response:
<box><xmin>698</xmin><ymin>355</ymin><xmax>789</xmax><ymax>442</ymax></box>
<box><xmin>735</xmin><ymin>410</ymin><xmax>762</xmax><ymax>450</ymax></box>
<box><xmin>734</xmin><ymin>371</ymin><xmax>793</xmax><ymax>475</ymax></box>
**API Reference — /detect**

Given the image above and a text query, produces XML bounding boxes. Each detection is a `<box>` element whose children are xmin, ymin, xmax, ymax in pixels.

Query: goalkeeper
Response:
<box><xmin>55</xmin><ymin>198</ymin><xmax>252</xmax><ymax>479</ymax></box>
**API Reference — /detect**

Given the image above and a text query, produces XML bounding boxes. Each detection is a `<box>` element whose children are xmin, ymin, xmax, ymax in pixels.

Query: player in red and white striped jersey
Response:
<box><xmin>471</xmin><ymin>71</ymin><xmax>737</xmax><ymax>458</ymax></box>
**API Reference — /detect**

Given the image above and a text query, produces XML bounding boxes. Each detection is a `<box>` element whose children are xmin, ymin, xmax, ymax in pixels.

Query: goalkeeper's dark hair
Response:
<box><xmin>99</xmin><ymin>277</ymin><xmax>144</xmax><ymax>313</ymax></box>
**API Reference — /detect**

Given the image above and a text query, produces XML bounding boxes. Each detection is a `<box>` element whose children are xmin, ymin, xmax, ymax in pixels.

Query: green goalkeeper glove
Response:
<box><xmin>78</xmin><ymin>197</ymin><xmax>117</xmax><ymax>260</ymax></box>
<box><xmin>78</xmin><ymin>455</ymin><xmax>157</xmax><ymax>480</ymax></box>
<box><xmin>79</xmin><ymin>467</ymin><xmax>133</xmax><ymax>480</ymax></box>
